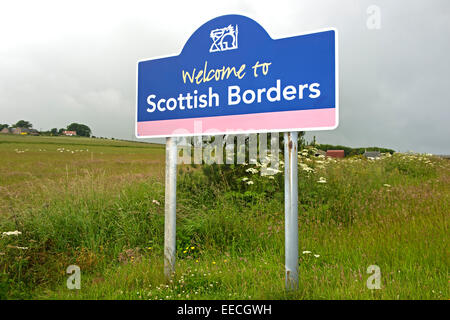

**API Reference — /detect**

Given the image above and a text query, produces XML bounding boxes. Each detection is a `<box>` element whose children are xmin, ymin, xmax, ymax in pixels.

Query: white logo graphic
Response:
<box><xmin>209</xmin><ymin>24</ymin><xmax>238</xmax><ymax>53</ymax></box>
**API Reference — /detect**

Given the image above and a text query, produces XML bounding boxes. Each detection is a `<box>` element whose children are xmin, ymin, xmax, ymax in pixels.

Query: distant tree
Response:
<box><xmin>50</xmin><ymin>128</ymin><xmax>58</xmax><ymax>135</ymax></box>
<box><xmin>38</xmin><ymin>130</ymin><xmax>50</xmax><ymax>136</ymax></box>
<box><xmin>58</xmin><ymin>128</ymin><xmax>65</xmax><ymax>135</ymax></box>
<box><xmin>0</xmin><ymin>124</ymin><xmax>9</xmax><ymax>131</ymax></box>
<box><xmin>13</xmin><ymin>120</ymin><xmax>32</xmax><ymax>129</ymax></box>
<box><xmin>66</xmin><ymin>123</ymin><xmax>92</xmax><ymax>137</ymax></box>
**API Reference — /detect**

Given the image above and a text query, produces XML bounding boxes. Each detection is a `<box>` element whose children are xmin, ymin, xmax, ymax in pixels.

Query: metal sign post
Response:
<box><xmin>284</xmin><ymin>132</ymin><xmax>299</xmax><ymax>289</ymax></box>
<box><xmin>164</xmin><ymin>137</ymin><xmax>177</xmax><ymax>278</ymax></box>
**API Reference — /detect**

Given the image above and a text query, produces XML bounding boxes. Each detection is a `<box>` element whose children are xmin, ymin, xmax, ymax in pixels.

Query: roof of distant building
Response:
<box><xmin>326</xmin><ymin>150</ymin><xmax>345</xmax><ymax>158</ymax></box>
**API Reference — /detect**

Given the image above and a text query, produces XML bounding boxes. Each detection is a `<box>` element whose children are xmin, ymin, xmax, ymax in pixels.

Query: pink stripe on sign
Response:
<box><xmin>137</xmin><ymin>108</ymin><xmax>336</xmax><ymax>137</ymax></box>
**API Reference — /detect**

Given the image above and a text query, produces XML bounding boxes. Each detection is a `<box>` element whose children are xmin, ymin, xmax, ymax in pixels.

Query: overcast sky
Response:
<box><xmin>1</xmin><ymin>0</ymin><xmax>449</xmax><ymax>154</ymax></box>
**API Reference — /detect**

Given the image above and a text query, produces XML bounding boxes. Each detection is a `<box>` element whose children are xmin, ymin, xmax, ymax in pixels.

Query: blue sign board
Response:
<box><xmin>136</xmin><ymin>14</ymin><xmax>338</xmax><ymax>138</ymax></box>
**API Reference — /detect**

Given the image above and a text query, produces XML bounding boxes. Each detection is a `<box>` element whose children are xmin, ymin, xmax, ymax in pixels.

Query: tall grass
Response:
<box><xmin>0</xmin><ymin>135</ymin><xmax>448</xmax><ymax>299</ymax></box>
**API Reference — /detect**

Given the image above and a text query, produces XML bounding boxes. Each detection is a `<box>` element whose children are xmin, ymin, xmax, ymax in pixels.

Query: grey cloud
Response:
<box><xmin>0</xmin><ymin>0</ymin><xmax>449</xmax><ymax>153</ymax></box>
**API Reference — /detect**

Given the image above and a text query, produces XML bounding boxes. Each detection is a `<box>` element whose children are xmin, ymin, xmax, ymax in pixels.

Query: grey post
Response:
<box><xmin>164</xmin><ymin>137</ymin><xmax>177</xmax><ymax>279</ymax></box>
<box><xmin>284</xmin><ymin>132</ymin><xmax>299</xmax><ymax>289</ymax></box>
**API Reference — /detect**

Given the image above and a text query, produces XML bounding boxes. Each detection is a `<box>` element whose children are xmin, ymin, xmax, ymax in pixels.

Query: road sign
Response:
<box><xmin>136</xmin><ymin>14</ymin><xmax>339</xmax><ymax>291</ymax></box>
<box><xmin>136</xmin><ymin>14</ymin><xmax>338</xmax><ymax>138</ymax></box>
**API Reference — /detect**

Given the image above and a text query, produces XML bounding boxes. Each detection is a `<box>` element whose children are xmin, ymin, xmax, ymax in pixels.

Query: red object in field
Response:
<box><xmin>326</xmin><ymin>150</ymin><xmax>345</xmax><ymax>158</ymax></box>
<box><xmin>63</xmin><ymin>130</ymin><xmax>77</xmax><ymax>136</ymax></box>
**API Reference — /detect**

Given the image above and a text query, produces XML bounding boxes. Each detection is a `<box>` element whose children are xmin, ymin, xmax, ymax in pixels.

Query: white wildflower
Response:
<box><xmin>314</xmin><ymin>254</ymin><xmax>320</xmax><ymax>258</ymax></box>
<box><xmin>317</xmin><ymin>177</ymin><xmax>327</xmax><ymax>183</ymax></box>
<box><xmin>242</xmin><ymin>177</ymin><xmax>249</xmax><ymax>181</ymax></box>
<box><xmin>7</xmin><ymin>245</ymin><xmax>28</xmax><ymax>250</ymax></box>
<box><xmin>152</xmin><ymin>200</ymin><xmax>161</xmax><ymax>205</ymax></box>
<box><xmin>2</xmin><ymin>231</ymin><xmax>22</xmax><ymax>237</ymax></box>
<box><xmin>383</xmin><ymin>184</ymin><xmax>391</xmax><ymax>187</ymax></box>
<box><xmin>246</xmin><ymin>181</ymin><xmax>254</xmax><ymax>185</ymax></box>
<box><xmin>245</xmin><ymin>168</ymin><xmax>258</xmax><ymax>174</ymax></box>
<box><xmin>265</xmin><ymin>167</ymin><xmax>281</xmax><ymax>174</ymax></box>
<box><xmin>300</xmin><ymin>163</ymin><xmax>314</xmax><ymax>172</ymax></box>
<box><xmin>302</xmin><ymin>251</ymin><xmax>312</xmax><ymax>254</ymax></box>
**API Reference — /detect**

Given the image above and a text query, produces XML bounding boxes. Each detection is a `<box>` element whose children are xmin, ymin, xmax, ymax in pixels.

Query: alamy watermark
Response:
<box><xmin>66</xmin><ymin>265</ymin><xmax>81</xmax><ymax>290</ymax></box>
<box><xmin>174</xmin><ymin>129</ymin><xmax>281</xmax><ymax>176</ymax></box>
<box><xmin>366</xmin><ymin>5</ymin><xmax>381</xmax><ymax>30</ymax></box>
<box><xmin>366</xmin><ymin>265</ymin><xmax>381</xmax><ymax>289</ymax></box>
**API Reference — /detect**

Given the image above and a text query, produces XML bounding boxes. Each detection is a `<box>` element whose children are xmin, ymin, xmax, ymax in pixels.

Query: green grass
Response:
<box><xmin>0</xmin><ymin>134</ymin><xmax>448</xmax><ymax>299</ymax></box>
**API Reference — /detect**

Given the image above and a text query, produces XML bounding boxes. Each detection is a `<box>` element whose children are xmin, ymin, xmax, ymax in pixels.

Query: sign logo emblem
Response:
<box><xmin>209</xmin><ymin>24</ymin><xmax>238</xmax><ymax>53</ymax></box>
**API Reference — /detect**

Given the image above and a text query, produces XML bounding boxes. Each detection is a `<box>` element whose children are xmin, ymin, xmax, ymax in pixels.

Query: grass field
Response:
<box><xmin>0</xmin><ymin>134</ymin><xmax>448</xmax><ymax>300</ymax></box>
